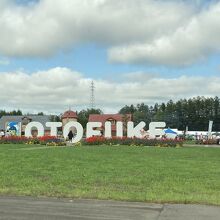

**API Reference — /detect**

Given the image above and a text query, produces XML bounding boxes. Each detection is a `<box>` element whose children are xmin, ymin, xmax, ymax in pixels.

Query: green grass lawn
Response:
<box><xmin>0</xmin><ymin>144</ymin><xmax>220</xmax><ymax>205</ymax></box>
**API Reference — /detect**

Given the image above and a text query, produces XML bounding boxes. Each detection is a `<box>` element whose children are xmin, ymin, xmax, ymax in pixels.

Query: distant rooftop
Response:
<box><xmin>61</xmin><ymin>110</ymin><xmax>77</xmax><ymax>119</ymax></box>
<box><xmin>0</xmin><ymin>115</ymin><xmax>52</xmax><ymax>130</ymax></box>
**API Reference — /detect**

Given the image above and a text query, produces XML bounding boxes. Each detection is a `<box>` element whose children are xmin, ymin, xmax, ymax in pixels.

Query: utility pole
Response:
<box><xmin>90</xmin><ymin>81</ymin><xmax>95</xmax><ymax>109</ymax></box>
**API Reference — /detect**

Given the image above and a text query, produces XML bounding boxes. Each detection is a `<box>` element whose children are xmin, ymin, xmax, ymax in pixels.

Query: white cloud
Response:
<box><xmin>109</xmin><ymin>1</ymin><xmax>220</xmax><ymax>66</ymax></box>
<box><xmin>0</xmin><ymin>67</ymin><xmax>219</xmax><ymax>113</ymax></box>
<box><xmin>0</xmin><ymin>0</ymin><xmax>213</xmax><ymax>66</ymax></box>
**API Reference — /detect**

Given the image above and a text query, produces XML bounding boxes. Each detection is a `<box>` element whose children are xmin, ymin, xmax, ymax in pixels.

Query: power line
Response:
<box><xmin>90</xmin><ymin>81</ymin><xmax>95</xmax><ymax>109</ymax></box>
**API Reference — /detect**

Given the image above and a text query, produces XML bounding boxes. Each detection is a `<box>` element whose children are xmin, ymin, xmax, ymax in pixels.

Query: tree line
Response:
<box><xmin>0</xmin><ymin>110</ymin><xmax>22</xmax><ymax>116</ymax></box>
<box><xmin>1</xmin><ymin>96</ymin><xmax>220</xmax><ymax>131</ymax></box>
<box><xmin>119</xmin><ymin>96</ymin><xmax>220</xmax><ymax>131</ymax></box>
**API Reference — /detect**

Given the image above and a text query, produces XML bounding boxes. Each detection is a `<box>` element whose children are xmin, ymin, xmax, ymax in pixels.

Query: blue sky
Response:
<box><xmin>0</xmin><ymin>0</ymin><xmax>220</xmax><ymax>113</ymax></box>
<box><xmin>1</xmin><ymin>44</ymin><xmax>220</xmax><ymax>80</ymax></box>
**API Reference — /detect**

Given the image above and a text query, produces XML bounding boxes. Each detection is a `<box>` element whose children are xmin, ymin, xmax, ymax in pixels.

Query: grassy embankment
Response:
<box><xmin>0</xmin><ymin>144</ymin><xmax>219</xmax><ymax>205</ymax></box>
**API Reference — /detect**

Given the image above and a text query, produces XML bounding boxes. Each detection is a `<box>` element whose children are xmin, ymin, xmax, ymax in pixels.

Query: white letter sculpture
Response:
<box><xmin>127</xmin><ymin>122</ymin><xmax>146</xmax><ymax>138</ymax></box>
<box><xmin>63</xmin><ymin>122</ymin><xmax>83</xmax><ymax>143</ymax></box>
<box><xmin>116</xmin><ymin>122</ymin><xmax>123</xmax><ymax>138</ymax></box>
<box><xmin>149</xmin><ymin>122</ymin><xmax>166</xmax><ymax>138</ymax></box>
<box><xmin>23</xmin><ymin>120</ymin><xmax>168</xmax><ymax>141</ymax></box>
<box><xmin>25</xmin><ymin>122</ymin><xmax>44</xmax><ymax>137</ymax></box>
<box><xmin>86</xmin><ymin>122</ymin><xmax>102</xmax><ymax>138</ymax></box>
<box><xmin>104</xmin><ymin>121</ymin><xmax>112</xmax><ymax>138</ymax></box>
<box><xmin>46</xmin><ymin>122</ymin><xmax>62</xmax><ymax>137</ymax></box>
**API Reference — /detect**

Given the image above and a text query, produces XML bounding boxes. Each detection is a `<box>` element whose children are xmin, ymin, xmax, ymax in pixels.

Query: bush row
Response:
<box><xmin>83</xmin><ymin>136</ymin><xmax>183</xmax><ymax>147</ymax></box>
<box><xmin>0</xmin><ymin>136</ymin><xmax>66</xmax><ymax>146</ymax></box>
<box><xmin>195</xmin><ymin>139</ymin><xmax>220</xmax><ymax>145</ymax></box>
<box><xmin>0</xmin><ymin>136</ymin><xmax>183</xmax><ymax>147</ymax></box>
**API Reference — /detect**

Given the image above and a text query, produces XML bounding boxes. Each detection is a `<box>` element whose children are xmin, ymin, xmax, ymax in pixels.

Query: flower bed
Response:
<box><xmin>83</xmin><ymin>136</ymin><xmax>183</xmax><ymax>147</ymax></box>
<box><xmin>0</xmin><ymin>136</ymin><xmax>30</xmax><ymax>144</ymax></box>
<box><xmin>0</xmin><ymin>136</ymin><xmax>183</xmax><ymax>147</ymax></box>
<box><xmin>195</xmin><ymin>139</ymin><xmax>219</xmax><ymax>145</ymax></box>
<box><xmin>0</xmin><ymin>136</ymin><xmax>66</xmax><ymax>146</ymax></box>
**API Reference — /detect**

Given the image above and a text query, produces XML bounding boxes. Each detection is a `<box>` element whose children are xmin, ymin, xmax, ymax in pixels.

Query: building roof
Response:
<box><xmin>61</xmin><ymin>110</ymin><xmax>77</xmax><ymax>119</ymax></box>
<box><xmin>88</xmin><ymin>114</ymin><xmax>132</xmax><ymax>131</ymax></box>
<box><xmin>0</xmin><ymin>115</ymin><xmax>52</xmax><ymax>130</ymax></box>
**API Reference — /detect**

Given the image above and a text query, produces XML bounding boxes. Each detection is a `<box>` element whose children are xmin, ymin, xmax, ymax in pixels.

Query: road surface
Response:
<box><xmin>0</xmin><ymin>196</ymin><xmax>219</xmax><ymax>220</ymax></box>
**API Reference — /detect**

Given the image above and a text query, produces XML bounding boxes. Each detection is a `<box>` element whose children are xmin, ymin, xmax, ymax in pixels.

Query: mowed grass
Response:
<box><xmin>0</xmin><ymin>144</ymin><xmax>220</xmax><ymax>205</ymax></box>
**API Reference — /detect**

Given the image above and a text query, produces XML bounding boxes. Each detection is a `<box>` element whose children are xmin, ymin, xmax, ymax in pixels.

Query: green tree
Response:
<box><xmin>78</xmin><ymin>108</ymin><xmax>103</xmax><ymax>129</ymax></box>
<box><xmin>49</xmin><ymin>115</ymin><xmax>61</xmax><ymax>122</ymax></box>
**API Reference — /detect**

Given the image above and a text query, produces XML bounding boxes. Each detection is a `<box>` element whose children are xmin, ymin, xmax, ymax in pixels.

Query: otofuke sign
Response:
<box><xmin>25</xmin><ymin>121</ymin><xmax>166</xmax><ymax>143</ymax></box>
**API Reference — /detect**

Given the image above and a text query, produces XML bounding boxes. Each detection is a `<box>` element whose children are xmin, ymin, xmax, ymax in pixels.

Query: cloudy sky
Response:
<box><xmin>0</xmin><ymin>0</ymin><xmax>220</xmax><ymax>113</ymax></box>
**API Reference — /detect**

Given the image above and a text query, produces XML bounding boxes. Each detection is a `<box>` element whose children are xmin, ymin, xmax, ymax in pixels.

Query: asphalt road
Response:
<box><xmin>0</xmin><ymin>196</ymin><xmax>219</xmax><ymax>220</ymax></box>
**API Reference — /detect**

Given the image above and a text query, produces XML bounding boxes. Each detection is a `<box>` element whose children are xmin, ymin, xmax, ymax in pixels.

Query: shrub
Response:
<box><xmin>74</xmin><ymin>142</ymin><xmax>82</xmax><ymax>147</ymax></box>
<box><xmin>38</xmin><ymin>136</ymin><xmax>62</xmax><ymax>145</ymax></box>
<box><xmin>46</xmin><ymin>141</ymin><xmax>66</xmax><ymax>147</ymax></box>
<box><xmin>196</xmin><ymin>139</ymin><xmax>218</xmax><ymax>145</ymax></box>
<box><xmin>0</xmin><ymin>136</ymin><xmax>65</xmax><ymax>146</ymax></box>
<box><xmin>83</xmin><ymin>136</ymin><xmax>183</xmax><ymax>147</ymax></box>
<box><xmin>0</xmin><ymin>136</ymin><xmax>30</xmax><ymax>144</ymax></box>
